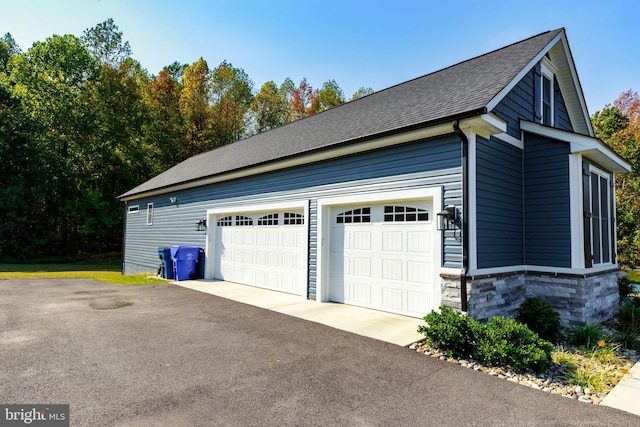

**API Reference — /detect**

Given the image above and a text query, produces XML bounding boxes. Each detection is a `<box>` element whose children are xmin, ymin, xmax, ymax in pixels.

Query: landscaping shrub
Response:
<box><xmin>617</xmin><ymin>296</ymin><xmax>640</xmax><ymax>350</ymax></box>
<box><xmin>618</xmin><ymin>276</ymin><xmax>635</xmax><ymax>298</ymax></box>
<box><xmin>516</xmin><ymin>297</ymin><xmax>561</xmax><ymax>343</ymax></box>
<box><xmin>567</xmin><ymin>324</ymin><xmax>605</xmax><ymax>350</ymax></box>
<box><xmin>418</xmin><ymin>306</ymin><xmax>479</xmax><ymax>358</ymax></box>
<box><xmin>473</xmin><ymin>316</ymin><xmax>554</xmax><ymax>372</ymax></box>
<box><xmin>418</xmin><ymin>307</ymin><xmax>553</xmax><ymax>372</ymax></box>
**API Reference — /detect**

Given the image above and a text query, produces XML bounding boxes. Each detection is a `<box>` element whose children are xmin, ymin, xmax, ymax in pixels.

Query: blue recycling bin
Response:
<box><xmin>158</xmin><ymin>247</ymin><xmax>174</xmax><ymax>279</ymax></box>
<box><xmin>170</xmin><ymin>246</ymin><xmax>201</xmax><ymax>281</ymax></box>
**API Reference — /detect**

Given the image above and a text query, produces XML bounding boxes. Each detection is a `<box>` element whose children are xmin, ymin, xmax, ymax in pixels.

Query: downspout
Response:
<box><xmin>453</xmin><ymin>120</ymin><xmax>469</xmax><ymax>312</ymax></box>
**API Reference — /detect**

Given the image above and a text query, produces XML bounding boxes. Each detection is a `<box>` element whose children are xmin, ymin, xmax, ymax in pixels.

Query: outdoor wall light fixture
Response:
<box><xmin>196</xmin><ymin>219</ymin><xmax>207</xmax><ymax>232</ymax></box>
<box><xmin>169</xmin><ymin>197</ymin><xmax>177</xmax><ymax>204</ymax></box>
<box><xmin>437</xmin><ymin>205</ymin><xmax>458</xmax><ymax>231</ymax></box>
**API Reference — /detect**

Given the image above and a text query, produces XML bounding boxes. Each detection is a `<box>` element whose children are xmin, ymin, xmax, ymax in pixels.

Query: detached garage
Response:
<box><xmin>120</xmin><ymin>29</ymin><xmax>630</xmax><ymax>325</ymax></box>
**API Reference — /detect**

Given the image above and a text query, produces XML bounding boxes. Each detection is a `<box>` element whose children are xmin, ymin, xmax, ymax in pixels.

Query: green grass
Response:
<box><xmin>624</xmin><ymin>270</ymin><xmax>640</xmax><ymax>283</ymax></box>
<box><xmin>0</xmin><ymin>258</ymin><xmax>167</xmax><ymax>285</ymax></box>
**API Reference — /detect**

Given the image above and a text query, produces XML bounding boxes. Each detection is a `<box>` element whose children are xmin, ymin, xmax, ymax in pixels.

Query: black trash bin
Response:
<box><xmin>158</xmin><ymin>247</ymin><xmax>174</xmax><ymax>279</ymax></box>
<box><xmin>170</xmin><ymin>246</ymin><xmax>201</xmax><ymax>281</ymax></box>
<box><xmin>195</xmin><ymin>248</ymin><xmax>205</xmax><ymax>279</ymax></box>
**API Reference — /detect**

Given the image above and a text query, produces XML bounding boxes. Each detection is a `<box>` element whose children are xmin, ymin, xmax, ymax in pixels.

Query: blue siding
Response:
<box><xmin>493</xmin><ymin>66</ymin><xmax>574</xmax><ymax>137</ymax></box>
<box><xmin>476</xmin><ymin>136</ymin><xmax>524</xmax><ymax>268</ymax></box>
<box><xmin>523</xmin><ymin>133</ymin><xmax>571</xmax><ymax>267</ymax></box>
<box><xmin>493</xmin><ymin>69</ymin><xmax>536</xmax><ymax>138</ymax></box>
<box><xmin>555</xmin><ymin>80</ymin><xmax>573</xmax><ymax>132</ymax></box>
<box><xmin>124</xmin><ymin>134</ymin><xmax>463</xmax><ymax>287</ymax></box>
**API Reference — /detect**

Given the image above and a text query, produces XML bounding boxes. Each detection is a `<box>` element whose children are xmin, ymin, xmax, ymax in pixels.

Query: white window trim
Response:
<box><xmin>146</xmin><ymin>203</ymin><xmax>153</xmax><ymax>225</ymax></box>
<box><xmin>540</xmin><ymin>62</ymin><xmax>555</xmax><ymax>126</ymax></box>
<box><xmin>316</xmin><ymin>187</ymin><xmax>442</xmax><ymax>304</ymax></box>
<box><xmin>588</xmin><ymin>164</ymin><xmax>614</xmax><ymax>266</ymax></box>
<box><xmin>127</xmin><ymin>205</ymin><xmax>139</xmax><ymax>214</ymax></box>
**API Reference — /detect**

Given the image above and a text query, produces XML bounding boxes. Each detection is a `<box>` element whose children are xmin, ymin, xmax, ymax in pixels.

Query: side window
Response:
<box><xmin>146</xmin><ymin>203</ymin><xmax>153</xmax><ymax>225</ymax></box>
<box><xmin>283</xmin><ymin>212</ymin><xmax>304</xmax><ymax>225</ymax></box>
<box><xmin>336</xmin><ymin>207</ymin><xmax>371</xmax><ymax>224</ymax></box>
<box><xmin>217</xmin><ymin>216</ymin><xmax>233</xmax><ymax>226</ymax></box>
<box><xmin>383</xmin><ymin>205</ymin><xmax>429</xmax><ymax>222</ymax></box>
<box><xmin>584</xmin><ymin>164</ymin><xmax>613</xmax><ymax>266</ymax></box>
<box><xmin>128</xmin><ymin>205</ymin><xmax>139</xmax><ymax>214</ymax></box>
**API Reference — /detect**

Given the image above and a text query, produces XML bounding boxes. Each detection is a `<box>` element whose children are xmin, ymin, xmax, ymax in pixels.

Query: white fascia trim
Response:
<box><xmin>316</xmin><ymin>187</ymin><xmax>443</xmax><ymax>304</ymax></box>
<box><xmin>493</xmin><ymin>133</ymin><xmax>523</xmax><ymax>149</ymax></box>
<box><xmin>203</xmin><ymin>200</ymin><xmax>310</xmax><ymax>292</ymax></box>
<box><xmin>569</xmin><ymin>154</ymin><xmax>585</xmax><ymax>269</ymax></box>
<box><xmin>120</xmin><ymin>124</ymin><xmax>455</xmax><ymax>202</ymax></box>
<box><xmin>485</xmin><ymin>32</ymin><xmax>563</xmax><ymax>112</ymax></box>
<box><xmin>459</xmin><ymin>113</ymin><xmax>507</xmax><ymax>138</ymax></box>
<box><xmin>469</xmin><ymin>263</ymin><xmax>618</xmax><ymax>277</ymax></box>
<box><xmin>555</xmin><ymin>36</ymin><xmax>594</xmax><ymax>137</ymax></box>
<box><xmin>520</xmin><ymin>120</ymin><xmax>631</xmax><ymax>173</ymax></box>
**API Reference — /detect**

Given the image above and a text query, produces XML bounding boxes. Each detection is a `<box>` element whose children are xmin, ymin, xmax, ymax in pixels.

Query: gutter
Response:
<box><xmin>453</xmin><ymin>120</ymin><xmax>469</xmax><ymax>312</ymax></box>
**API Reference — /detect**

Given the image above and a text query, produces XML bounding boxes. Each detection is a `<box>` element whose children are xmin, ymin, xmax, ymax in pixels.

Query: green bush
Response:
<box><xmin>619</xmin><ymin>276</ymin><xmax>635</xmax><ymax>298</ymax></box>
<box><xmin>617</xmin><ymin>296</ymin><xmax>640</xmax><ymax>350</ymax></box>
<box><xmin>567</xmin><ymin>324</ymin><xmax>605</xmax><ymax>350</ymax></box>
<box><xmin>473</xmin><ymin>316</ymin><xmax>554</xmax><ymax>372</ymax></box>
<box><xmin>418</xmin><ymin>306</ymin><xmax>554</xmax><ymax>372</ymax></box>
<box><xmin>516</xmin><ymin>297</ymin><xmax>561</xmax><ymax>343</ymax></box>
<box><xmin>418</xmin><ymin>306</ymin><xmax>478</xmax><ymax>358</ymax></box>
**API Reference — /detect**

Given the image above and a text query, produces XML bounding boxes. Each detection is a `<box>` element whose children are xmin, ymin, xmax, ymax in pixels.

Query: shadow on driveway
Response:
<box><xmin>1</xmin><ymin>279</ymin><xmax>638</xmax><ymax>426</ymax></box>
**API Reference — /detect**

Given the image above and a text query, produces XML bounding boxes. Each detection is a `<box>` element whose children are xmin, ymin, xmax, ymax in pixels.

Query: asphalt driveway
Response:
<box><xmin>1</xmin><ymin>279</ymin><xmax>638</xmax><ymax>426</ymax></box>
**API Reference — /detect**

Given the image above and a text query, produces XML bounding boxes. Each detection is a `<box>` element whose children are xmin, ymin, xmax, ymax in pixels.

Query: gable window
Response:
<box><xmin>336</xmin><ymin>207</ymin><xmax>371</xmax><ymax>224</ymax></box>
<box><xmin>583</xmin><ymin>164</ymin><xmax>614</xmax><ymax>266</ymax></box>
<box><xmin>283</xmin><ymin>212</ymin><xmax>304</xmax><ymax>225</ymax></box>
<box><xmin>383</xmin><ymin>205</ymin><xmax>429</xmax><ymax>222</ymax></box>
<box><xmin>539</xmin><ymin>60</ymin><xmax>556</xmax><ymax>126</ymax></box>
<box><xmin>146</xmin><ymin>203</ymin><xmax>154</xmax><ymax>225</ymax></box>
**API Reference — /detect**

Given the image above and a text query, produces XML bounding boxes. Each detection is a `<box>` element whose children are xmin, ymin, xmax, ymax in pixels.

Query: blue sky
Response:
<box><xmin>1</xmin><ymin>0</ymin><xmax>638</xmax><ymax>114</ymax></box>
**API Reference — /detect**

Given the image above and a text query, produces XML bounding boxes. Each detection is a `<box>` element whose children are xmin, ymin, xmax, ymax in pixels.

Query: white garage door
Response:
<box><xmin>214</xmin><ymin>210</ymin><xmax>306</xmax><ymax>296</ymax></box>
<box><xmin>329</xmin><ymin>202</ymin><xmax>437</xmax><ymax>317</ymax></box>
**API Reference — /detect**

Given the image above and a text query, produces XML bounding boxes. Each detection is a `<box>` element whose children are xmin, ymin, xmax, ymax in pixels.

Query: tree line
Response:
<box><xmin>0</xmin><ymin>19</ymin><xmax>373</xmax><ymax>261</ymax></box>
<box><xmin>1</xmin><ymin>19</ymin><xmax>638</xmax><ymax>268</ymax></box>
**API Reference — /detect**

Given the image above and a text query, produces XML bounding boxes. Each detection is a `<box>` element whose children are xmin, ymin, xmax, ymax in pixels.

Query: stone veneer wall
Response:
<box><xmin>441</xmin><ymin>269</ymin><xmax>620</xmax><ymax>326</ymax></box>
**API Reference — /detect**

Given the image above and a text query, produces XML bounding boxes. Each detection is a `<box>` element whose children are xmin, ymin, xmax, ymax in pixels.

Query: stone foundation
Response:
<box><xmin>441</xmin><ymin>269</ymin><xmax>620</xmax><ymax>326</ymax></box>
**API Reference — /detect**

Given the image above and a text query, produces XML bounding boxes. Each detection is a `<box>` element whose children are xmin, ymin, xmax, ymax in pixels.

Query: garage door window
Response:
<box><xmin>336</xmin><ymin>207</ymin><xmax>371</xmax><ymax>224</ymax></box>
<box><xmin>384</xmin><ymin>205</ymin><xmax>429</xmax><ymax>222</ymax></box>
<box><xmin>258</xmin><ymin>213</ymin><xmax>278</xmax><ymax>225</ymax></box>
<box><xmin>236</xmin><ymin>215</ymin><xmax>253</xmax><ymax>226</ymax></box>
<box><xmin>284</xmin><ymin>212</ymin><xmax>304</xmax><ymax>225</ymax></box>
<box><xmin>217</xmin><ymin>216</ymin><xmax>233</xmax><ymax>226</ymax></box>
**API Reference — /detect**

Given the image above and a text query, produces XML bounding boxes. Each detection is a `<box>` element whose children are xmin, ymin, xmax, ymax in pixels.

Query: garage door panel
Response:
<box><xmin>407</xmin><ymin>261</ymin><xmax>429</xmax><ymax>283</ymax></box>
<box><xmin>408</xmin><ymin>231</ymin><xmax>430</xmax><ymax>253</ymax></box>
<box><xmin>382</xmin><ymin>231</ymin><xmax>403</xmax><ymax>252</ymax></box>
<box><xmin>382</xmin><ymin>259</ymin><xmax>403</xmax><ymax>280</ymax></box>
<box><xmin>214</xmin><ymin>209</ymin><xmax>306</xmax><ymax>296</ymax></box>
<box><xmin>329</xmin><ymin>201</ymin><xmax>437</xmax><ymax>317</ymax></box>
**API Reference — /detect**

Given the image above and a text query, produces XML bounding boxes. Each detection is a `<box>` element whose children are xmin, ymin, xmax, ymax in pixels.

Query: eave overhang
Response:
<box><xmin>520</xmin><ymin>120</ymin><xmax>631</xmax><ymax>173</ymax></box>
<box><xmin>119</xmin><ymin>113</ymin><xmax>505</xmax><ymax>202</ymax></box>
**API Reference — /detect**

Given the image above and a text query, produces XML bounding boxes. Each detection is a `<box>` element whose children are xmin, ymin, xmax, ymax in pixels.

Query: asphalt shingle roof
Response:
<box><xmin>120</xmin><ymin>29</ymin><xmax>561</xmax><ymax>199</ymax></box>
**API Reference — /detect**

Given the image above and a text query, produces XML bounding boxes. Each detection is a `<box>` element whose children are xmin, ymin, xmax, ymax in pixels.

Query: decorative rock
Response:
<box><xmin>574</xmin><ymin>385</ymin><xmax>583</xmax><ymax>394</ymax></box>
